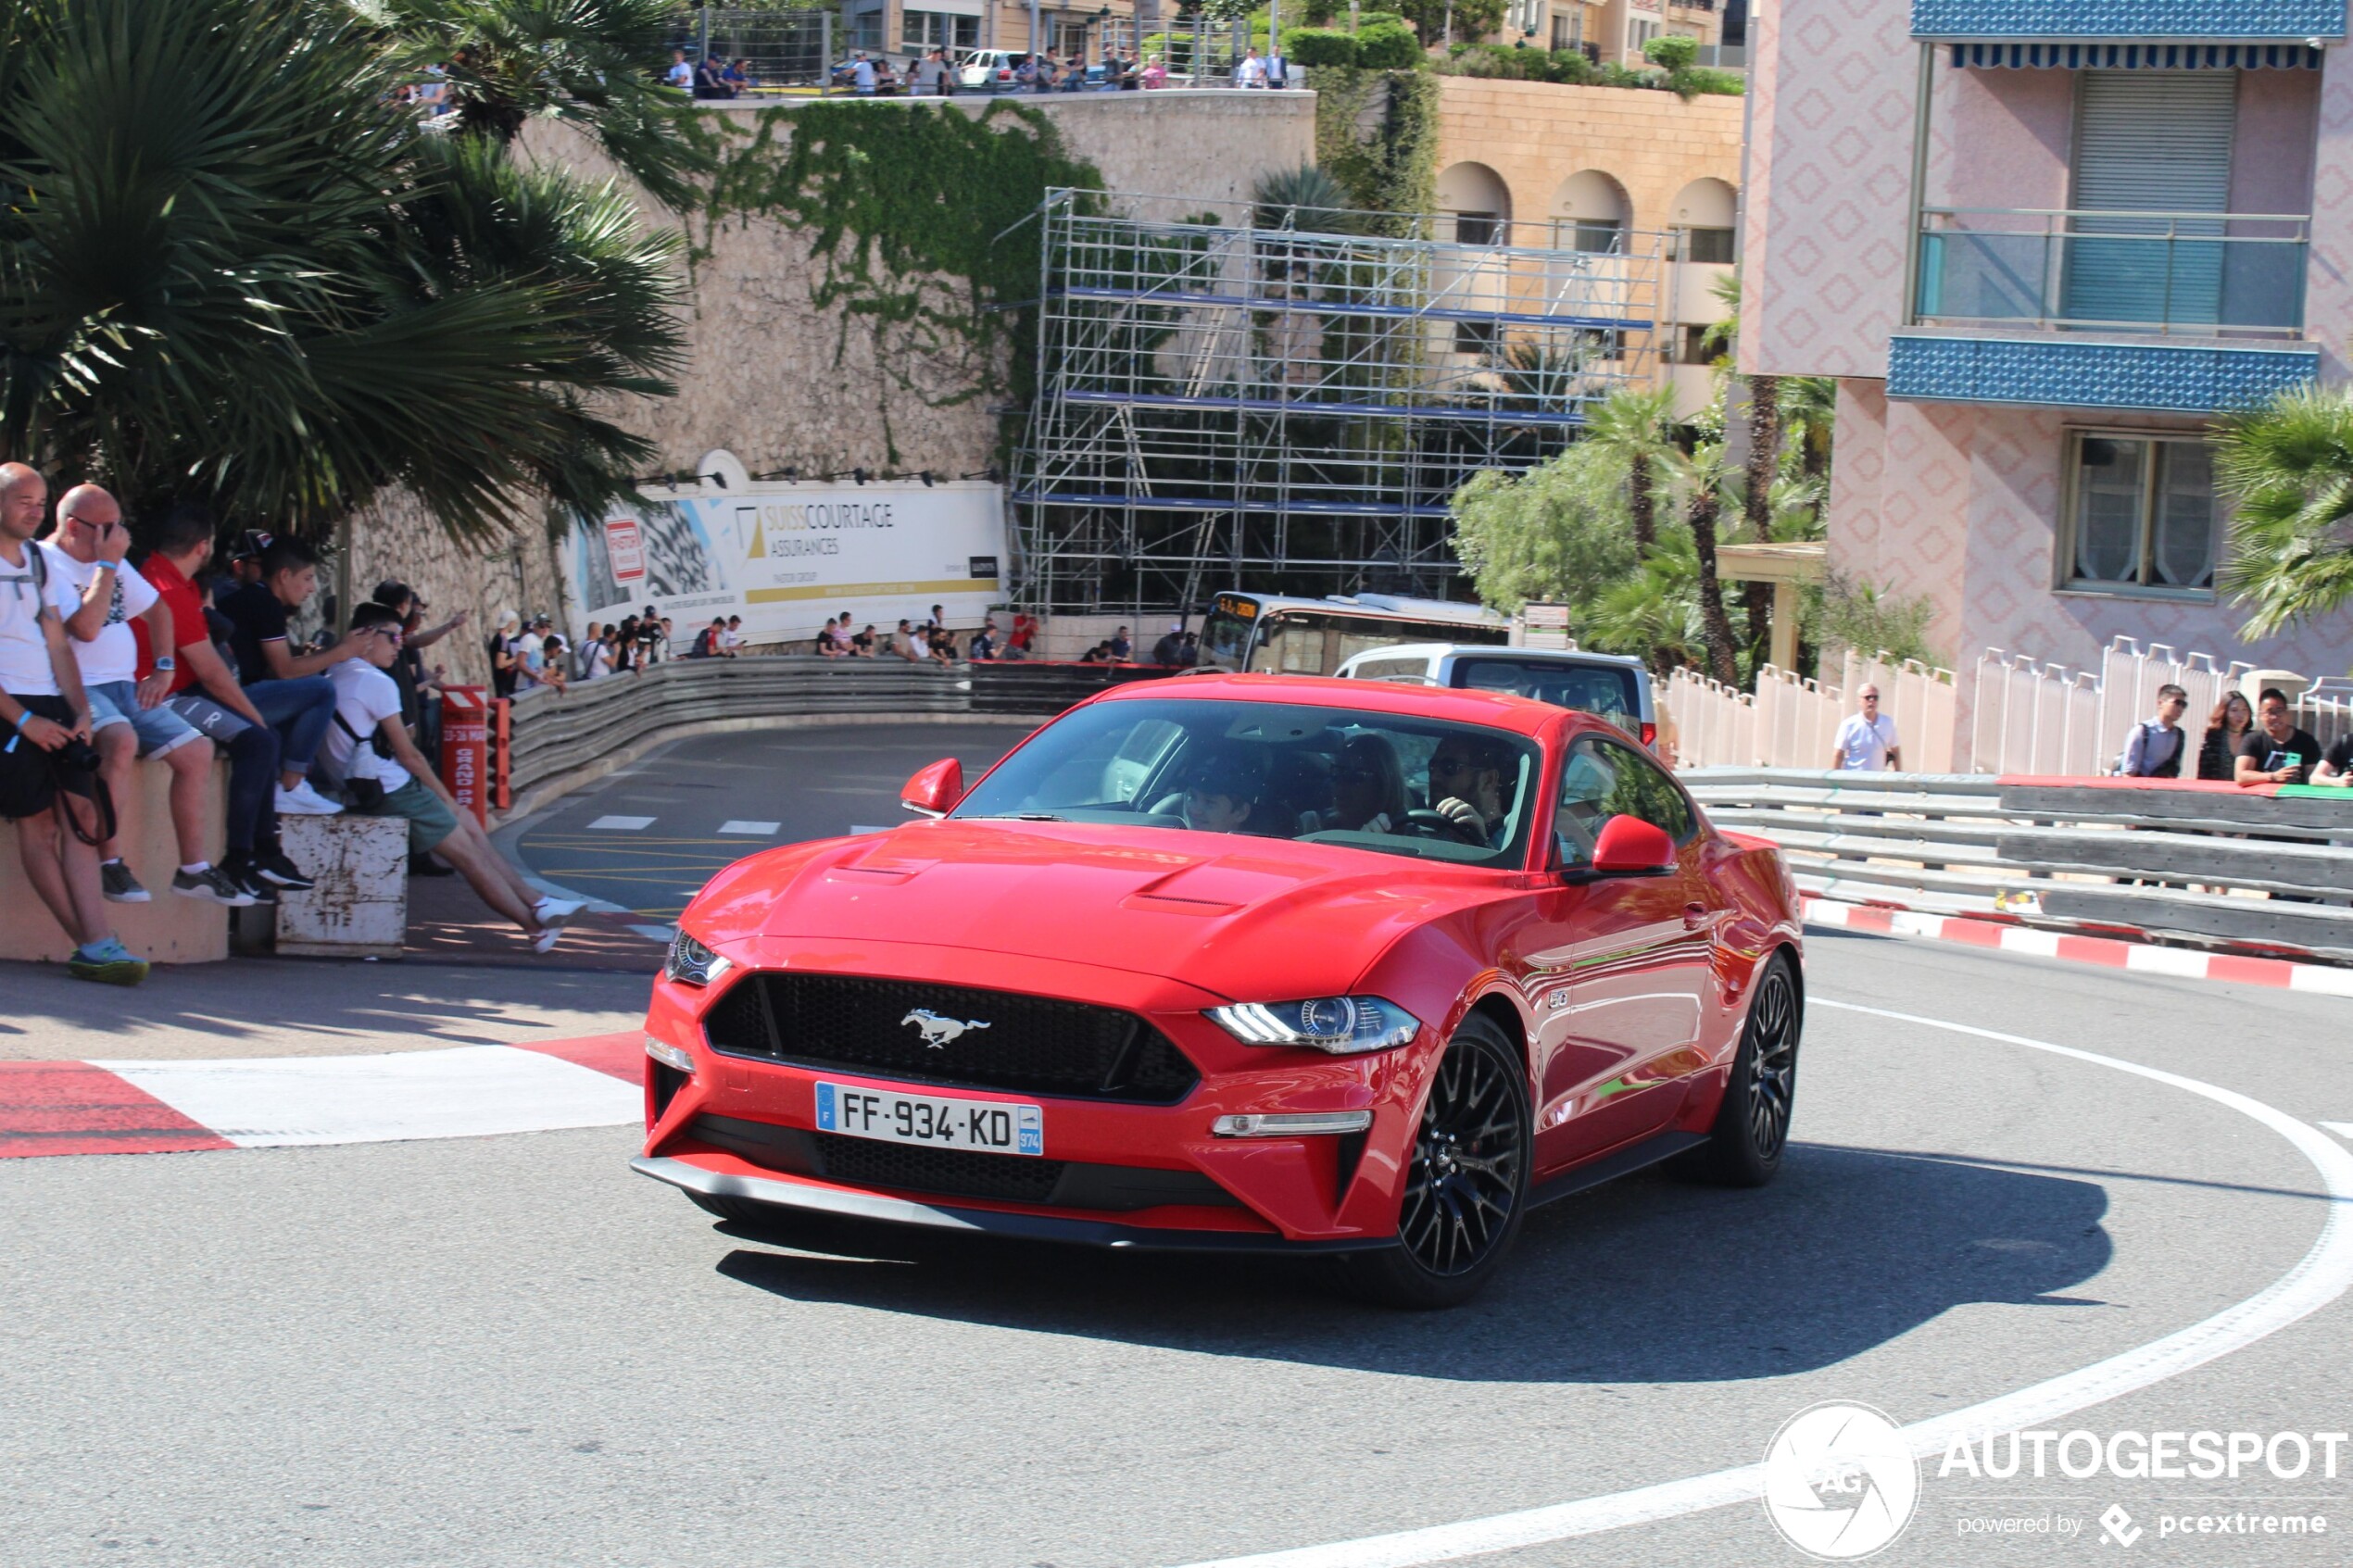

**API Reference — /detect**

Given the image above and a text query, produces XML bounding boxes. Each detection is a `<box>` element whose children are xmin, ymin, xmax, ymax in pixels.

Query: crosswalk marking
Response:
<box><xmin>586</xmin><ymin>815</ymin><xmax>655</xmax><ymax>831</ymax></box>
<box><xmin>718</xmin><ymin>820</ymin><xmax>780</xmax><ymax>835</ymax></box>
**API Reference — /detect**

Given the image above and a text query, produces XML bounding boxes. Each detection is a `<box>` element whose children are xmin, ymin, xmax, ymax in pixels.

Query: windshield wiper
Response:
<box><xmin>969</xmin><ymin>811</ymin><xmax>1069</xmax><ymax>822</ymax></box>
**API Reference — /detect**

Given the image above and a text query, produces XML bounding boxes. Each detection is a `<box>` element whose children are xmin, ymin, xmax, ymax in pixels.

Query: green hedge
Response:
<box><xmin>1437</xmin><ymin>41</ymin><xmax>1743</xmax><ymax>96</ymax></box>
<box><xmin>1286</xmin><ymin>27</ymin><xmax>1358</xmax><ymax>68</ymax></box>
<box><xmin>1353</xmin><ymin>19</ymin><xmax>1421</xmax><ymax>69</ymax></box>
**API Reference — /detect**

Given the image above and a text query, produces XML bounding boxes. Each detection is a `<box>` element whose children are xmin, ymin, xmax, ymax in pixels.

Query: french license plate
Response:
<box><xmin>813</xmin><ymin>1082</ymin><xmax>1044</xmax><ymax>1156</ymax></box>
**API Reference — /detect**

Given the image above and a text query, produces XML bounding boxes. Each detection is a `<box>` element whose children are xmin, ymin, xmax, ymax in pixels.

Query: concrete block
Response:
<box><xmin>273</xmin><ymin>814</ymin><xmax>409</xmax><ymax>960</ymax></box>
<box><xmin>0</xmin><ymin>756</ymin><xmax>227</xmax><ymax>965</ymax></box>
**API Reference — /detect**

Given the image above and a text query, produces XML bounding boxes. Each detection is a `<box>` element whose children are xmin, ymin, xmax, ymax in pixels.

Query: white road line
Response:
<box><xmin>849</xmin><ymin>823</ymin><xmax>891</xmax><ymax>834</ymax></box>
<box><xmin>2324</xmin><ymin>1123</ymin><xmax>2353</xmax><ymax>1141</ymax></box>
<box><xmin>1175</xmin><ymin>999</ymin><xmax>2353</xmax><ymax>1568</ymax></box>
<box><xmin>718</xmin><ymin>820</ymin><xmax>781</xmax><ymax>835</ymax></box>
<box><xmin>91</xmin><ymin>1048</ymin><xmax>640</xmax><ymax>1148</ymax></box>
<box><xmin>586</xmin><ymin>815</ymin><xmax>655</xmax><ymax>831</ymax></box>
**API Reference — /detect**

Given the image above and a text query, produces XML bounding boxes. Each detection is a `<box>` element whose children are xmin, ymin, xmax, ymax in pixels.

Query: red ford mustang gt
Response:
<box><xmin>635</xmin><ymin>674</ymin><xmax>1804</xmax><ymax>1306</ymax></box>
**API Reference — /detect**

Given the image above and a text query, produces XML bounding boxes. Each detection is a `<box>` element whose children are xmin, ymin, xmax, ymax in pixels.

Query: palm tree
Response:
<box><xmin>2214</xmin><ymin>385</ymin><xmax>2353</xmax><ymax>636</ymax></box>
<box><xmin>1581</xmin><ymin>385</ymin><xmax>1677</xmax><ymax>550</ymax></box>
<box><xmin>1667</xmin><ymin>443</ymin><xmax>1742</xmax><ymax>684</ymax></box>
<box><xmin>0</xmin><ymin>0</ymin><xmax>686</xmax><ymax>540</ymax></box>
<box><xmin>1251</xmin><ymin>165</ymin><xmax>1366</xmax><ymax>234</ymax></box>
<box><xmin>1778</xmin><ymin>375</ymin><xmax>1836</xmax><ymax>483</ymax></box>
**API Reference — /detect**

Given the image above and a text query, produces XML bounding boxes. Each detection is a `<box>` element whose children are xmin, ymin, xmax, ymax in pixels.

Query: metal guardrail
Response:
<box><xmin>1686</xmin><ymin>767</ymin><xmax>2353</xmax><ymax>963</ymax></box>
<box><xmin>502</xmin><ymin>659</ymin><xmax>969</xmax><ymax>800</ymax></box>
<box><xmin>967</xmin><ymin>661</ymin><xmax>1180</xmax><ymax>713</ymax></box>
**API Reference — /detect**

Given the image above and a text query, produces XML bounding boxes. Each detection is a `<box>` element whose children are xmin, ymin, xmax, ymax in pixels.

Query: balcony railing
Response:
<box><xmin>1914</xmin><ymin>207</ymin><xmax>2309</xmax><ymax>339</ymax></box>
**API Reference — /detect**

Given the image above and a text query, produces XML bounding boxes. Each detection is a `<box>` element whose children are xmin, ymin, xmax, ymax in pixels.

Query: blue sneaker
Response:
<box><xmin>68</xmin><ymin>938</ymin><xmax>148</xmax><ymax>986</ymax></box>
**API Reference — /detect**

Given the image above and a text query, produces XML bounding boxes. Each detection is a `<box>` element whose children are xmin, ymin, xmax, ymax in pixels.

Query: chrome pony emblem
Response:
<box><xmin>901</xmin><ymin>1010</ymin><xmax>991</xmax><ymax>1048</ymax></box>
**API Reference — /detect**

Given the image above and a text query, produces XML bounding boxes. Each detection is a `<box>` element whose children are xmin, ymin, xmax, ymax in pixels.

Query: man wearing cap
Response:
<box><xmin>1151</xmin><ymin>622</ymin><xmax>1184</xmax><ymax>665</ymax></box>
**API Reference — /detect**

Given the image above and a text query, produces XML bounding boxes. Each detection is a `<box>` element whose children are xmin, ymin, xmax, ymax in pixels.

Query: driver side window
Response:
<box><xmin>1553</xmin><ymin>736</ymin><xmax>1692</xmax><ymax>865</ymax></box>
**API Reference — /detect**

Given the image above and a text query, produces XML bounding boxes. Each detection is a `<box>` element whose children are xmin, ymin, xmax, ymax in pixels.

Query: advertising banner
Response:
<box><xmin>566</xmin><ymin>453</ymin><xmax>1007</xmax><ymax>644</ymax></box>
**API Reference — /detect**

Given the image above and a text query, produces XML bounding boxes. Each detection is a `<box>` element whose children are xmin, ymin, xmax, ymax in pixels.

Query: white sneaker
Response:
<box><xmin>275</xmin><ymin>781</ymin><xmax>345</xmax><ymax>816</ymax></box>
<box><xmin>532</xmin><ymin>922</ymin><xmax>568</xmax><ymax>954</ymax></box>
<box><xmin>534</xmin><ymin>896</ymin><xmax>585</xmax><ymax>925</ymax></box>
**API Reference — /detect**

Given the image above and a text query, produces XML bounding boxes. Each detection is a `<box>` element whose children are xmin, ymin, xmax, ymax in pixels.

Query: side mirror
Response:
<box><xmin>1590</xmin><ymin>814</ymin><xmax>1676</xmax><ymax>876</ymax></box>
<box><xmin>900</xmin><ymin>758</ymin><xmax>964</xmax><ymax>818</ymax></box>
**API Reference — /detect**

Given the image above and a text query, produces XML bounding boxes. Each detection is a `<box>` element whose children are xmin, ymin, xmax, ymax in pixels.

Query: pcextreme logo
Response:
<box><xmin>1761</xmin><ymin>1401</ymin><xmax>1921</xmax><ymax>1560</ymax></box>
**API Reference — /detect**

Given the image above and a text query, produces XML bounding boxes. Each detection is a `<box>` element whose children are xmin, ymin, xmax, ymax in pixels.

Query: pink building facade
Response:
<box><xmin>1743</xmin><ymin>0</ymin><xmax>2353</xmax><ymax>740</ymax></box>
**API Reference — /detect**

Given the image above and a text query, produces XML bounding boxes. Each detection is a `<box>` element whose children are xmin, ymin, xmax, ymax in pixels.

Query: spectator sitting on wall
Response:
<box><xmin>220</xmin><ymin>531</ymin><xmax>269</xmax><ymax>596</ymax></box>
<box><xmin>130</xmin><ymin>502</ymin><xmax>315</xmax><ymax>902</ymax></box>
<box><xmin>41</xmin><ymin>484</ymin><xmax>250</xmax><ymax>909</ymax></box>
<box><xmin>0</xmin><ymin>462</ymin><xmax>145</xmax><ymax>985</ymax></box>
<box><xmin>1151</xmin><ymin>622</ymin><xmax>1183</xmax><ymax>665</ymax></box>
<box><xmin>1141</xmin><ymin>54</ymin><xmax>1166</xmax><ymax>88</ymax></box>
<box><xmin>693</xmin><ymin>55</ymin><xmax>733</xmax><ymax>98</ymax></box>
<box><xmin>968</xmin><ymin>618</ymin><xmax>997</xmax><ymax>661</ymax></box>
<box><xmin>1008</xmin><ymin>612</ymin><xmax>1037</xmax><ymax>660</ymax></box>
<box><xmin>928</xmin><ymin>624</ymin><xmax>957</xmax><ymax>664</ymax></box>
<box><xmin>814</xmin><ymin>614</ymin><xmax>841</xmax><ymax>657</ymax></box>
<box><xmin>724</xmin><ymin>57</ymin><xmax>752</xmax><ymax>94</ymax></box>
<box><xmin>850</xmin><ymin>622</ymin><xmax>876</xmax><ymax>657</ymax></box>
<box><xmin>687</xmin><ymin>616</ymin><xmax>725</xmax><ymax>658</ymax></box>
<box><xmin>1178</xmin><ymin>630</ymin><xmax>1199</xmax><ymax>666</ymax></box>
<box><xmin>216</xmin><ymin>534</ymin><xmax>355</xmax><ymax>816</ymax></box>
<box><xmin>891</xmin><ymin>619</ymin><xmax>924</xmax><ymax>662</ymax></box>
<box><xmin>1079</xmin><ymin>643</ymin><xmax>1111</xmax><ymax>664</ymax></box>
<box><xmin>2234</xmin><ymin>688</ymin><xmax>2324</xmax><ymax>786</ymax></box>
<box><xmin>723</xmin><ymin>615</ymin><xmax>745</xmax><ymax>656</ymax></box>
<box><xmin>328</xmin><ymin>602</ymin><xmax>579</xmax><ymax>950</ymax></box>
<box><xmin>2118</xmin><ymin>684</ymin><xmax>2189</xmax><ymax>779</ymax></box>
<box><xmin>1108</xmin><ymin>624</ymin><xmax>1132</xmax><ymax>660</ymax></box>
<box><xmin>2196</xmin><ymin>692</ymin><xmax>2254</xmax><ymax>781</ymax></box>
<box><xmin>665</xmin><ymin>48</ymin><xmax>693</xmax><ymax>89</ymax></box>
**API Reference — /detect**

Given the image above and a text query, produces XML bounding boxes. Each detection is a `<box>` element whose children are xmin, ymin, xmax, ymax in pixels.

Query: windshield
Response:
<box><xmin>1453</xmin><ymin>657</ymin><xmax>1644</xmax><ymax>734</ymax></box>
<box><xmin>950</xmin><ymin>697</ymin><xmax>1544</xmax><ymax>867</ymax></box>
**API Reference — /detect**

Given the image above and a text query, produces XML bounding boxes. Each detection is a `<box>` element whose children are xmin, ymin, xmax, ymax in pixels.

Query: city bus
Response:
<box><xmin>1196</xmin><ymin>592</ymin><xmax>1511</xmax><ymax>677</ymax></box>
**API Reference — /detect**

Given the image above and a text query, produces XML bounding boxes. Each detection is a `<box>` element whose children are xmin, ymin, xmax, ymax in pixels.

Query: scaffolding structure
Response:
<box><xmin>1013</xmin><ymin>190</ymin><xmax>1670</xmax><ymax>616</ymax></box>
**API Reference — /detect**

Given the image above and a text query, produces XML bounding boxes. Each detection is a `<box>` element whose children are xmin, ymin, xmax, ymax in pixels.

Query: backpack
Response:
<box><xmin>2116</xmin><ymin>720</ymin><xmax>2183</xmax><ymax>779</ymax></box>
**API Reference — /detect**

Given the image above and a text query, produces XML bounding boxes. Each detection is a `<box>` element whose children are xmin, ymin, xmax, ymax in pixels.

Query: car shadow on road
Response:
<box><xmin>709</xmin><ymin>1140</ymin><xmax>2116</xmax><ymax>1383</ymax></box>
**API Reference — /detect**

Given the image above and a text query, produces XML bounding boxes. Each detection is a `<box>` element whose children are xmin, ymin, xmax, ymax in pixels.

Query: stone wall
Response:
<box><xmin>352</xmin><ymin>92</ymin><xmax>1315</xmax><ymax>685</ymax></box>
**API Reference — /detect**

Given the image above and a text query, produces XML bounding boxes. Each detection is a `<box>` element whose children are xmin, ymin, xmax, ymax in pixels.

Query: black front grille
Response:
<box><xmin>702</xmin><ymin>973</ymin><xmax>1199</xmax><ymax>1104</ymax></box>
<box><xmin>812</xmin><ymin>1133</ymin><xmax>1067</xmax><ymax>1204</ymax></box>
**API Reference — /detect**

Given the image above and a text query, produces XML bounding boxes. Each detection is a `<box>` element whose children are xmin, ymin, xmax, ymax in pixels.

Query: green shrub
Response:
<box><xmin>1356</xmin><ymin>10</ymin><xmax>1410</xmax><ymax>29</ymax></box>
<box><xmin>1354</xmin><ymin>19</ymin><xmax>1422</xmax><ymax>69</ymax></box>
<box><xmin>1642</xmin><ymin>34</ymin><xmax>1699</xmax><ymax>70</ymax></box>
<box><xmin>1286</xmin><ymin>27</ymin><xmax>1359</xmax><ymax>68</ymax></box>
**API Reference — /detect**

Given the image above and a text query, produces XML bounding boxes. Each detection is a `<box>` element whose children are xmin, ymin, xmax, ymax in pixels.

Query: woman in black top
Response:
<box><xmin>2196</xmin><ymin>691</ymin><xmax>2254</xmax><ymax>781</ymax></box>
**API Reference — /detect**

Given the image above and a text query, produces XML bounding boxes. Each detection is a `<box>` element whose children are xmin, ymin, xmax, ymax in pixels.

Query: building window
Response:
<box><xmin>903</xmin><ymin>10</ymin><xmax>980</xmax><ymax>50</ymax></box>
<box><xmin>1454</xmin><ymin>320</ymin><xmax>1499</xmax><ymax>356</ymax></box>
<box><xmin>850</xmin><ymin>8</ymin><xmax>885</xmax><ymax>50</ymax></box>
<box><xmin>1550</xmin><ymin>6</ymin><xmax>1584</xmax><ymax>50</ymax></box>
<box><xmin>1678</xmin><ymin>324</ymin><xmax>1716</xmax><ymax>365</ymax></box>
<box><xmin>1452</xmin><ymin>210</ymin><xmax>1500</xmax><ymax>246</ymax></box>
<box><xmin>2062</xmin><ymin>433</ymin><xmax>2221</xmax><ymax>595</ymax></box>
<box><xmin>1629</xmin><ymin>18</ymin><xmax>1661</xmax><ymax>53</ymax></box>
<box><xmin>1051</xmin><ymin>19</ymin><xmax>1093</xmax><ymax>57</ymax></box>
<box><xmin>1679</xmin><ymin>227</ymin><xmax>1734</xmax><ymax>263</ymax></box>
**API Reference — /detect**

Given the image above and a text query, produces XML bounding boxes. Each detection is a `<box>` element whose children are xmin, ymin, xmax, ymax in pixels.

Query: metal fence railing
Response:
<box><xmin>667</xmin><ymin>7</ymin><xmax>831</xmax><ymax>90</ymax></box>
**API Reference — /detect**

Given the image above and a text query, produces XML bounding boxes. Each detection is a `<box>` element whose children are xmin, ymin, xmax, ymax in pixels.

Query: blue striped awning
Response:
<box><xmin>1952</xmin><ymin>42</ymin><xmax>2324</xmax><ymax>69</ymax></box>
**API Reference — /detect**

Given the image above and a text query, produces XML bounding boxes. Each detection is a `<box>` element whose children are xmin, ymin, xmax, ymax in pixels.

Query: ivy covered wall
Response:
<box><xmin>1312</xmin><ymin>68</ymin><xmax>1441</xmax><ymax>234</ymax></box>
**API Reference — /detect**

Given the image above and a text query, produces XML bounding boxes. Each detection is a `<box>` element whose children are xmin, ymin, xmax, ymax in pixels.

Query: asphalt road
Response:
<box><xmin>6</xmin><ymin>725</ymin><xmax>2351</xmax><ymax>1568</ymax></box>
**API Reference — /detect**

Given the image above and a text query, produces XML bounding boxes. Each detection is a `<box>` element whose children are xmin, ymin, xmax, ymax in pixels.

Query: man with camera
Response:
<box><xmin>326</xmin><ymin>602</ymin><xmax>577</xmax><ymax>952</ymax></box>
<box><xmin>0</xmin><ymin>464</ymin><xmax>145</xmax><ymax>983</ymax></box>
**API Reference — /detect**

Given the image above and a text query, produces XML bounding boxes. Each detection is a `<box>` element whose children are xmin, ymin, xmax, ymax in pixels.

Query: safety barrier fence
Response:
<box><xmin>1685</xmin><ymin>767</ymin><xmax>2353</xmax><ymax>963</ymax></box>
<box><xmin>1657</xmin><ymin>652</ymin><xmax>1958</xmax><ymax>773</ymax></box>
<box><xmin>1970</xmin><ymin>636</ymin><xmax>2353</xmax><ymax>778</ymax></box>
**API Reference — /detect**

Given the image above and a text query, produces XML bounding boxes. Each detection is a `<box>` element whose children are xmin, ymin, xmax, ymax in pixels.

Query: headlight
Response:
<box><xmin>1204</xmin><ymin>996</ymin><xmax>1419</xmax><ymax>1054</ymax></box>
<box><xmin>662</xmin><ymin>929</ymin><xmax>732</xmax><ymax>987</ymax></box>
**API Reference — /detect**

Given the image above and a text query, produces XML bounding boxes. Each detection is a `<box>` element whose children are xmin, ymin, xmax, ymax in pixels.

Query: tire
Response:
<box><xmin>1337</xmin><ymin>1014</ymin><xmax>1532</xmax><ymax>1310</ymax></box>
<box><xmin>1683</xmin><ymin>950</ymin><xmax>1801</xmax><ymax>1187</ymax></box>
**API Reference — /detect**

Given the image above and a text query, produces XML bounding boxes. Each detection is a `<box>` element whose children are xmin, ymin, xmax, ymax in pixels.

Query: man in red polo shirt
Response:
<box><xmin>132</xmin><ymin>506</ymin><xmax>313</xmax><ymax>900</ymax></box>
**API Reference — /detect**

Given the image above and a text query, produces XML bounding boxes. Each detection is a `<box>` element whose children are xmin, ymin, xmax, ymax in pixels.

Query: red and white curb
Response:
<box><xmin>0</xmin><ymin>1034</ymin><xmax>642</xmax><ymax>1160</ymax></box>
<box><xmin>1802</xmin><ymin>897</ymin><xmax>2353</xmax><ymax>997</ymax></box>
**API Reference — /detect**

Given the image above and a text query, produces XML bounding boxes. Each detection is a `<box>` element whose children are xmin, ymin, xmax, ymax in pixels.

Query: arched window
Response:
<box><xmin>1553</xmin><ymin>169</ymin><xmax>1630</xmax><ymax>255</ymax></box>
<box><xmin>1668</xmin><ymin>177</ymin><xmax>1739</xmax><ymax>264</ymax></box>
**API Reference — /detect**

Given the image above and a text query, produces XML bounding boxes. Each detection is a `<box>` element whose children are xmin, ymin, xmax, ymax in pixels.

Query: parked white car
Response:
<box><xmin>956</xmin><ymin>49</ymin><xmax>1027</xmax><ymax>90</ymax></box>
<box><xmin>1335</xmin><ymin>643</ymin><xmax>1660</xmax><ymax>751</ymax></box>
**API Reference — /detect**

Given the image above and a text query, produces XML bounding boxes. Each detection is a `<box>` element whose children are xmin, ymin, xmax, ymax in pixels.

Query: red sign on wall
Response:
<box><xmin>606</xmin><ymin>518</ymin><xmax>646</xmax><ymax>583</ymax></box>
<box><xmin>440</xmin><ymin>685</ymin><xmax>490</xmax><ymax>826</ymax></box>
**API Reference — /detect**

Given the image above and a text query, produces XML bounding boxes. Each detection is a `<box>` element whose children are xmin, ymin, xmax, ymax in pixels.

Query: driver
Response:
<box><xmin>1428</xmin><ymin>736</ymin><xmax>1510</xmax><ymax>847</ymax></box>
<box><xmin>1321</xmin><ymin>734</ymin><xmax>1407</xmax><ymax>834</ymax></box>
<box><xmin>1181</xmin><ymin>751</ymin><xmax>1265</xmax><ymax>835</ymax></box>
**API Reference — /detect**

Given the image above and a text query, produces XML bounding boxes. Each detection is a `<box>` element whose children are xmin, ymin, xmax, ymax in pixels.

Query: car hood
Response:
<box><xmin>716</xmin><ymin>819</ymin><xmax>1518</xmax><ymax>1002</ymax></box>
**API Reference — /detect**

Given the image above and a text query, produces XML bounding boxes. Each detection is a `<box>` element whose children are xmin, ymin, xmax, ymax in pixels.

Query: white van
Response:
<box><xmin>1334</xmin><ymin>643</ymin><xmax>1659</xmax><ymax>751</ymax></box>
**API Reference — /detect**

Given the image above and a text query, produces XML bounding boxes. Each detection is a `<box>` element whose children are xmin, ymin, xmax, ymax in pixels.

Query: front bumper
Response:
<box><xmin>641</xmin><ymin>939</ymin><xmax>1439</xmax><ymax>1246</ymax></box>
<box><xmin>633</xmin><ymin>1155</ymin><xmax>1394</xmax><ymax>1253</ymax></box>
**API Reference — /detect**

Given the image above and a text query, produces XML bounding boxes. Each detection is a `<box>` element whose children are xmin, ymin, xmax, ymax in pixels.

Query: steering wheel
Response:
<box><xmin>1404</xmin><ymin>808</ymin><xmax>1485</xmax><ymax>846</ymax></box>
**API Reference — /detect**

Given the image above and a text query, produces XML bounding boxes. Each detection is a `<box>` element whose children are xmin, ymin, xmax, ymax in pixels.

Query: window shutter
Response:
<box><xmin>2062</xmin><ymin>72</ymin><xmax>2236</xmax><ymax>330</ymax></box>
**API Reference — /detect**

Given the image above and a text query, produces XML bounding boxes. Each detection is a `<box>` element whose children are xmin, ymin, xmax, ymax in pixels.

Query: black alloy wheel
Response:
<box><xmin>1682</xmin><ymin>951</ymin><xmax>1801</xmax><ymax>1187</ymax></box>
<box><xmin>1338</xmin><ymin>1014</ymin><xmax>1531</xmax><ymax>1310</ymax></box>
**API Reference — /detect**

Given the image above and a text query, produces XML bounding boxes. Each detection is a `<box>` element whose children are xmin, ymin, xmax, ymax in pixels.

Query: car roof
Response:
<box><xmin>1340</xmin><ymin>642</ymin><xmax>1649</xmax><ymax>671</ymax></box>
<box><xmin>1090</xmin><ymin>671</ymin><xmax>1573</xmax><ymax>738</ymax></box>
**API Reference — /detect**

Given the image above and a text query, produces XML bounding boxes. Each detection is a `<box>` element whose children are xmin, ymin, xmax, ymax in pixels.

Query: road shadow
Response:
<box><xmin>709</xmin><ymin>1141</ymin><xmax>2116</xmax><ymax>1384</ymax></box>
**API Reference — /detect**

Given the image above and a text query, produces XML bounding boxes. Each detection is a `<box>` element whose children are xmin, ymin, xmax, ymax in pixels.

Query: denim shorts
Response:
<box><xmin>87</xmin><ymin>681</ymin><xmax>204</xmax><ymax>759</ymax></box>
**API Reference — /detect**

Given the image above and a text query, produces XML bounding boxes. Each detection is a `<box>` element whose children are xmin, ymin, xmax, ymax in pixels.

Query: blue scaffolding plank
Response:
<box><xmin>1051</xmin><ymin>283</ymin><xmax>1654</xmax><ymax>333</ymax></box>
<box><xmin>1013</xmin><ymin>489</ymin><xmax>1457</xmax><ymax>518</ymax></box>
<box><xmin>1057</xmin><ymin>387</ymin><xmax>1591</xmax><ymax>425</ymax></box>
